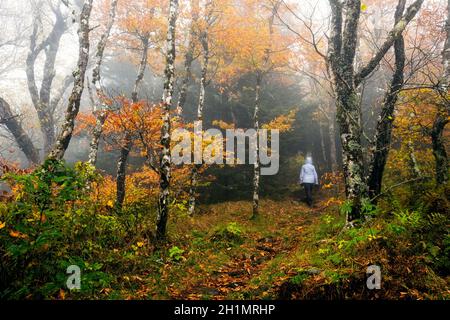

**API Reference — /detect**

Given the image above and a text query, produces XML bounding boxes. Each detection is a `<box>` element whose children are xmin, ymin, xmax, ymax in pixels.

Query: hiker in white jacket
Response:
<box><xmin>299</xmin><ymin>156</ymin><xmax>319</xmax><ymax>207</ymax></box>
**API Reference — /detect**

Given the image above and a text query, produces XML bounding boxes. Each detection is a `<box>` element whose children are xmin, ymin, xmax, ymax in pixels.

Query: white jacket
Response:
<box><xmin>299</xmin><ymin>158</ymin><xmax>318</xmax><ymax>184</ymax></box>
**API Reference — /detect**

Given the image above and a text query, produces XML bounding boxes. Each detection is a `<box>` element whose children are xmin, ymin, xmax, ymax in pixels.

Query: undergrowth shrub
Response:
<box><xmin>281</xmin><ymin>181</ymin><xmax>449</xmax><ymax>299</ymax></box>
<box><xmin>0</xmin><ymin>159</ymin><xmax>155</xmax><ymax>299</ymax></box>
<box><xmin>210</xmin><ymin>222</ymin><xmax>244</xmax><ymax>245</ymax></box>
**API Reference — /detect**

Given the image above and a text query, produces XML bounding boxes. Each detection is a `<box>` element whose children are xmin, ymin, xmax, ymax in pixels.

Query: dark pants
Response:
<box><xmin>303</xmin><ymin>183</ymin><xmax>314</xmax><ymax>206</ymax></box>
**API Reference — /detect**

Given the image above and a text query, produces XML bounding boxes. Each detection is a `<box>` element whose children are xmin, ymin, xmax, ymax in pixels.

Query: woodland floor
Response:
<box><xmin>67</xmin><ymin>189</ymin><xmax>449</xmax><ymax>300</ymax></box>
<box><xmin>112</xmin><ymin>191</ymin><xmax>346</xmax><ymax>300</ymax></box>
<box><xmin>168</xmin><ymin>200</ymin><xmax>319</xmax><ymax>299</ymax></box>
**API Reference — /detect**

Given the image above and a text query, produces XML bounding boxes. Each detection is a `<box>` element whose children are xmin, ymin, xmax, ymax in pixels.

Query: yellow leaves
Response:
<box><xmin>323</xmin><ymin>197</ymin><xmax>344</xmax><ymax>207</ymax></box>
<box><xmin>0</xmin><ymin>221</ymin><xmax>5</xmax><ymax>230</ymax></box>
<box><xmin>107</xmin><ymin>200</ymin><xmax>114</xmax><ymax>208</ymax></box>
<box><xmin>9</xmin><ymin>230</ymin><xmax>28</xmax><ymax>239</ymax></box>
<box><xmin>262</xmin><ymin>109</ymin><xmax>298</xmax><ymax>132</ymax></box>
<box><xmin>212</xmin><ymin>120</ymin><xmax>235</xmax><ymax>130</ymax></box>
<box><xmin>59</xmin><ymin>289</ymin><xmax>66</xmax><ymax>300</ymax></box>
<box><xmin>213</xmin><ymin>0</ymin><xmax>292</xmax><ymax>84</ymax></box>
<box><xmin>361</xmin><ymin>3</ymin><xmax>368</xmax><ymax>12</ymax></box>
<box><xmin>137</xmin><ymin>241</ymin><xmax>145</xmax><ymax>248</ymax></box>
<box><xmin>368</xmin><ymin>234</ymin><xmax>383</xmax><ymax>242</ymax></box>
<box><xmin>100</xmin><ymin>287</ymin><xmax>113</xmax><ymax>295</ymax></box>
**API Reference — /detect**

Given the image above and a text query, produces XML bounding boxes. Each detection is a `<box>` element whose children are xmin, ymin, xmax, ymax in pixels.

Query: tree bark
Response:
<box><xmin>431</xmin><ymin>113</ymin><xmax>448</xmax><ymax>184</ymax></box>
<box><xmin>115</xmin><ymin>36</ymin><xmax>150</xmax><ymax>209</ymax></box>
<box><xmin>431</xmin><ymin>0</ymin><xmax>450</xmax><ymax>185</ymax></box>
<box><xmin>329</xmin><ymin>0</ymin><xmax>366</xmax><ymax>223</ymax></box>
<box><xmin>0</xmin><ymin>97</ymin><xmax>40</xmax><ymax>165</ymax></box>
<box><xmin>368</xmin><ymin>0</ymin><xmax>406</xmax><ymax>200</ymax></box>
<box><xmin>156</xmin><ymin>0</ymin><xmax>179</xmax><ymax>241</ymax></box>
<box><xmin>188</xmin><ymin>28</ymin><xmax>209</xmax><ymax>216</ymax></box>
<box><xmin>251</xmin><ymin>73</ymin><xmax>262</xmax><ymax>219</ymax></box>
<box><xmin>115</xmin><ymin>137</ymin><xmax>132</xmax><ymax>210</ymax></box>
<box><xmin>88</xmin><ymin>0</ymin><xmax>118</xmax><ymax>166</ymax></box>
<box><xmin>251</xmin><ymin>1</ymin><xmax>280</xmax><ymax>219</ymax></box>
<box><xmin>327</xmin><ymin>0</ymin><xmax>423</xmax><ymax>224</ymax></box>
<box><xmin>48</xmin><ymin>0</ymin><xmax>93</xmax><ymax>161</ymax></box>
<box><xmin>26</xmin><ymin>6</ymin><xmax>67</xmax><ymax>156</ymax></box>
<box><xmin>328</xmin><ymin>116</ymin><xmax>338</xmax><ymax>172</ymax></box>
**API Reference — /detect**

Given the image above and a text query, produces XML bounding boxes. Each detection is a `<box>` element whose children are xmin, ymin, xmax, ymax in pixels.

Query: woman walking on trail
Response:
<box><xmin>299</xmin><ymin>156</ymin><xmax>319</xmax><ymax>207</ymax></box>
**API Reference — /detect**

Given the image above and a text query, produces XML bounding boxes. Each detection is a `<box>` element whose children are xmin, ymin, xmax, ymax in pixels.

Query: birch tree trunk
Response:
<box><xmin>431</xmin><ymin>0</ymin><xmax>450</xmax><ymax>185</ymax></box>
<box><xmin>251</xmin><ymin>1</ymin><xmax>280</xmax><ymax>219</ymax></box>
<box><xmin>327</xmin><ymin>0</ymin><xmax>423</xmax><ymax>224</ymax></box>
<box><xmin>251</xmin><ymin>73</ymin><xmax>262</xmax><ymax>219</ymax></box>
<box><xmin>188</xmin><ymin>29</ymin><xmax>209</xmax><ymax>216</ymax></box>
<box><xmin>48</xmin><ymin>0</ymin><xmax>93</xmax><ymax>161</ymax></box>
<box><xmin>115</xmin><ymin>36</ymin><xmax>149</xmax><ymax>210</ymax></box>
<box><xmin>87</xmin><ymin>0</ymin><xmax>118</xmax><ymax>166</ymax></box>
<box><xmin>368</xmin><ymin>0</ymin><xmax>406</xmax><ymax>199</ymax></box>
<box><xmin>0</xmin><ymin>97</ymin><xmax>40</xmax><ymax>165</ymax></box>
<box><xmin>156</xmin><ymin>0</ymin><xmax>179</xmax><ymax>241</ymax></box>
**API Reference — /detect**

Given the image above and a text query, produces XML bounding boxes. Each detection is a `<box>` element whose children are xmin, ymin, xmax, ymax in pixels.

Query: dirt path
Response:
<box><xmin>168</xmin><ymin>199</ymin><xmax>323</xmax><ymax>300</ymax></box>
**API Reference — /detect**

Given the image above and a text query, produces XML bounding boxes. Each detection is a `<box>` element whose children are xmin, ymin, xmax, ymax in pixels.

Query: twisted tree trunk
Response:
<box><xmin>368</xmin><ymin>0</ymin><xmax>406</xmax><ymax>200</ymax></box>
<box><xmin>26</xmin><ymin>6</ymin><xmax>67</xmax><ymax>156</ymax></box>
<box><xmin>0</xmin><ymin>97</ymin><xmax>40</xmax><ymax>165</ymax></box>
<box><xmin>88</xmin><ymin>0</ymin><xmax>118</xmax><ymax>166</ymax></box>
<box><xmin>48</xmin><ymin>0</ymin><xmax>93</xmax><ymax>161</ymax></box>
<box><xmin>156</xmin><ymin>0</ymin><xmax>179</xmax><ymax>241</ymax></box>
<box><xmin>327</xmin><ymin>0</ymin><xmax>423</xmax><ymax>224</ymax></box>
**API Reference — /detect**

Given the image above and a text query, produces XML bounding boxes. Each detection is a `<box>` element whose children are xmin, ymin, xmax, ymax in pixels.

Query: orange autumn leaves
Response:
<box><xmin>386</xmin><ymin>88</ymin><xmax>449</xmax><ymax>178</ymax></box>
<box><xmin>77</xmin><ymin>98</ymin><xmax>190</xmax><ymax>206</ymax></box>
<box><xmin>211</xmin><ymin>0</ymin><xmax>293</xmax><ymax>87</ymax></box>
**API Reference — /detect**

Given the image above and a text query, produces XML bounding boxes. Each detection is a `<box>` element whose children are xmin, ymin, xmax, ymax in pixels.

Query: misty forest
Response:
<box><xmin>0</xmin><ymin>0</ymin><xmax>449</xmax><ymax>300</ymax></box>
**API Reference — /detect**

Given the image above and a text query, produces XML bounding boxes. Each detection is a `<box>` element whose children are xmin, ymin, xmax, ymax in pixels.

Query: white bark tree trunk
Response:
<box><xmin>251</xmin><ymin>73</ymin><xmax>262</xmax><ymax>219</ymax></box>
<box><xmin>188</xmin><ymin>28</ymin><xmax>209</xmax><ymax>216</ymax></box>
<box><xmin>88</xmin><ymin>0</ymin><xmax>118</xmax><ymax>166</ymax></box>
<box><xmin>156</xmin><ymin>0</ymin><xmax>179</xmax><ymax>241</ymax></box>
<box><xmin>48</xmin><ymin>0</ymin><xmax>93</xmax><ymax>161</ymax></box>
